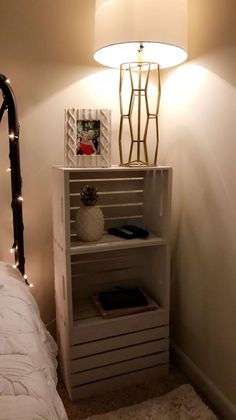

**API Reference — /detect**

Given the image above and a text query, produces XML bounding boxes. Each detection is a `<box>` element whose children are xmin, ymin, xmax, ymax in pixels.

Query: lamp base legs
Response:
<box><xmin>118</xmin><ymin>62</ymin><xmax>161</xmax><ymax>167</ymax></box>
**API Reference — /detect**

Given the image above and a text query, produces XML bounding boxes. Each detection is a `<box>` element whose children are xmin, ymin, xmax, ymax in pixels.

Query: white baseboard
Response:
<box><xmin>171</xmin><ymin>341</ymin><xmax>236</xmax><ymax>420</ymax></box>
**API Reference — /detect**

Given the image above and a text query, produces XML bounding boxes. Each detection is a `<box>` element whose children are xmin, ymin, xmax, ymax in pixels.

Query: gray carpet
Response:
<box><xmin>86</xmin><ymin>384</ymin><xmax>217</xmax><ymax>419</ymax></box>
<box><xmin>57</xmin><ymin>367</ymin><xmax>219</xmax><ymax>419</ymax></box>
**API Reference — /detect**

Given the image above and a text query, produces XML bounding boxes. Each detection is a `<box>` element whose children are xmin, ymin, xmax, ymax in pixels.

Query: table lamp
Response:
<box><xmin>94</xmin><ymin>0</ymin><xmax>188</xmax><ymax>166</ymax></box>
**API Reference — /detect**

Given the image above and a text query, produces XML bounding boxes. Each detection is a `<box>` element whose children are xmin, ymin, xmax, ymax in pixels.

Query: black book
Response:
<box><xmin>99</xmin><ymin>287</ymin><xmax>148</xmax><ymax>310</ymax></box>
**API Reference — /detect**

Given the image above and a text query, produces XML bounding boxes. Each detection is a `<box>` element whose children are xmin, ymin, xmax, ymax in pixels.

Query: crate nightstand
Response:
<box><xmin>52</xmin><ymin>166</ymin><xmax>172</xmax><ymax>400</ymax></box>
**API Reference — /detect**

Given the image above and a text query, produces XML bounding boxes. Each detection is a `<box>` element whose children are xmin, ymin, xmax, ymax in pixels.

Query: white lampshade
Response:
<box><xmin>94</xmin><ymin>0</ymin><xmax>188</xmax><ymax>69</ymax></box>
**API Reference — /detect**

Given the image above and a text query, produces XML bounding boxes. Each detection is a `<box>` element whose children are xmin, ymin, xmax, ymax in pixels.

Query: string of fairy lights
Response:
<box><xmin>0</xmin><ymin>74</ymin><xmax>33</xmax><ymax>287</ymax></box>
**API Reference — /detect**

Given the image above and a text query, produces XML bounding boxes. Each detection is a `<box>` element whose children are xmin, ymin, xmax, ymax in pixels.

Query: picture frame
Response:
<box><xmin>64</xmin><ymin>108</ymin><xmax>111</xmax><ymax>168</ymax></box>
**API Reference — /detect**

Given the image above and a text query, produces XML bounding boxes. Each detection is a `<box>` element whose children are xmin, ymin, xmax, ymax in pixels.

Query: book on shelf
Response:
<box><xmin>92</xmin><ymin>287</ymin><xmax>159</xmax><ymax>318</ymax></box>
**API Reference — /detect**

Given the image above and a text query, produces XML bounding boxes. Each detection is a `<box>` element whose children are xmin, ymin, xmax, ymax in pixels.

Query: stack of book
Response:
<box><xmin>93</xmin><ymin>287</ymin><xmax>159</xmax><ymax>318</ymax></box>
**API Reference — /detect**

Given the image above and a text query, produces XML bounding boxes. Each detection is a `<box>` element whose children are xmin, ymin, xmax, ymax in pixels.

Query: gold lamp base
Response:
<box><xmin>118</xmin><ymin>62</ymin><xmax>161</xmax><ymax>167</ymax></box>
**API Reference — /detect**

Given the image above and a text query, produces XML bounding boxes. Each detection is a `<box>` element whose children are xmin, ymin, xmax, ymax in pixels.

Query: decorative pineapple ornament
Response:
<box><xmin>75</xmin><ymin>185</ymin><xmax>104</xmax><ymax>242</ymax></box>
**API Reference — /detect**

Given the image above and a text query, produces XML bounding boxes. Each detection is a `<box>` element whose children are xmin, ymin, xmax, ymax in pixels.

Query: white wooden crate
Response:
<box><xmin>52</xmin><ymin>166</ymin><xmax>172</xmax><ymax>400</ymax></box>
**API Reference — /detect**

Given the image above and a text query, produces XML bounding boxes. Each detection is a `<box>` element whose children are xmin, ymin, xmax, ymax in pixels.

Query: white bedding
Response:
<box><xmin>0</xmin><ymin>262</ymin><xmax>68</xmax><ymax>420</ymax></box>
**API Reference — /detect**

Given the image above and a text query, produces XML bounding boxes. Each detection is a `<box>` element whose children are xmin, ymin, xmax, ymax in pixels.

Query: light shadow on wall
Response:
<box><xmin>159</xmin><ymin>60</ymin><xmax>236</xmax><ymax>398</ymax></box>
<box><xmin>0</xmin><ymin>0</ymin><xmax>103</xmax><ymax>115</ymax></box>
<box><xmin>167</xmin><ymin>128</ymin><xmax>236</xmax><ymax>397</ymax></box>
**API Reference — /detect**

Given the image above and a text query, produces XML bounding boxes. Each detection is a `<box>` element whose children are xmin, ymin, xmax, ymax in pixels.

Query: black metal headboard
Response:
<box><xmin>0</xmin><ymin>74</ymin><xmax>27</xmax><ymax>284</ymax></box>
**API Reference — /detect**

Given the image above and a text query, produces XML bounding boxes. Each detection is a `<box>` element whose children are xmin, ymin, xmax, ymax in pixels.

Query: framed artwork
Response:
<box><xmin>64</xmin><ymin>109</ymin><xmax>111</xmax><ymax>167</ymax></box>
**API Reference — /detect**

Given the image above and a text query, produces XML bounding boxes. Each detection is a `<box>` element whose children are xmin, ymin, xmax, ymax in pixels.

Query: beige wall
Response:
<box><xmin>0</xmin><ymin>0</ymin><xmax>235</xmax><ymax>413</ymax></box>
<box><xmin>0</xmin><ymin>0</ymin><xmax>120</xmax><ymax>326</ymax></box>
<box><xmin>160</xmin><ymin>0</ymin><xmax>236</xmax><ymax>409</ymax></box>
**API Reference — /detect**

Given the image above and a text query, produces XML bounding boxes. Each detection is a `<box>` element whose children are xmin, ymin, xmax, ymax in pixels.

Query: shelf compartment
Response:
<box><xmin>68</xmin><ymin>167</ymin><xmax>171</xmax><ymax>241</ymax></box>
<box><xmin>71</xmin><ymin>246</ymin><xmax>169</xmax><ymax>316</ymax></box>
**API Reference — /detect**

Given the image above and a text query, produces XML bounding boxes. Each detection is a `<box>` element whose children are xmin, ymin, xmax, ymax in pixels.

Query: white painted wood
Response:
<box><xmin>70</xmin><ymin>325</ymin><xmax>169</xmax><ymax>358</ymax></box>
<box><xmin>56</xmin><ymin>165</ymin><xmax>171</xmax><ymax>173</ymax></box>
<box><xmin>71</xmin><ymin>339</ymin><xmax>169</xmax><ymax>373</ymax></box>
<box><xmin>71</xmin><ymin>308</ymin><xmax>169</xmax><ymax>345</ymax></box>
<box><xmin>52</xmin><ymin>166</ymin><xmax>172</xmax><ymax>400</ymax></box>
<box><xmin>52</xmin><ymin>168</ymin><xmax>72</xmax><ymax>390</ymax></box>
<box><xmin>71</xmin><ymin>204</ymin><xmax>144</xmax><ymax>224</ymax></box>
<box><xmin>70</xmin><ymin>234</ymin><xmax>166</xmax><ymax>255</ymax></box>
<box><xmin>71</xmin><ymin>352</ymin><xmax>169</xmax><ymax>386</ymax></box>
<box><xmin>71</xmin><ymin>218</ymin><xmax>144</xmax><ymax>234</ymax></box>
<box><xmin>70</xmin><ymin>191</ymin><xmax>144</xmax><ymax>209</ymax></box>
<box><xmin>70</xmin><ymin>178</ymin><xmax>144</xmax><ymax>193</ymax></box>
<box><xmin>70</xmin><ymin>364</ymin><xmax>169</xmax><ymax>400</ymax></box>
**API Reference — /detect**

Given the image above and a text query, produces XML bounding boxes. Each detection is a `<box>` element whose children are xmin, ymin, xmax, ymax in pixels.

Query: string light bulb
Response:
<box><xmin>17</xmin><ymin>196</ymin><xmax>24</xmax><ymax>202</ymax></box>
<box><xmin>9</xmin><ymin>133</ymin><xmax>18</xmax><ymax>141</ymax></box>
<box><xmin>23</xmin><ymin>274</ymin><xmax>34</xmax><ymax>288</ymax></box>
<box><xmin>6</xmin><ymin>167</ymin><xmax>11</xmax><ymax>172</ymax></box>
<box><xmin>5</xmin><ymin>78</ymin><xmax>10</xmax><ymax>84</ymax></box>
<box><xmin>9</xmin><ymin>242</ymin><xmax>17</xmax><ymax>254</ymax></box>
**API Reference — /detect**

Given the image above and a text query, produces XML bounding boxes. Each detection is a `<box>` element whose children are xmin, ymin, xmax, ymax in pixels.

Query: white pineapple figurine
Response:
<box><xmin>75</xmin><ymin>185</ymin><xmax>104</xmax><ymax>242</ymax></box>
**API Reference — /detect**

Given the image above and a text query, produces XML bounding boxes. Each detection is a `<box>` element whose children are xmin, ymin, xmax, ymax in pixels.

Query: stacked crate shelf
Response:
<box><xmin>52</xmin><ymin>166</ymin><xmax>172</xmax><ymax>400</ymax></box>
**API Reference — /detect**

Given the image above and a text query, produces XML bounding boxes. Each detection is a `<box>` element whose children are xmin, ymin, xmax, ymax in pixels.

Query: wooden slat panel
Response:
<box><xmin>70</xmin><ymin>216</ymin><xmax>144</xmax><ymax>234</ymax></box>
<box><xmin>71</xmin><ymin>251</ymin><xmax>138</xmax><ymax>273</ymax></box>
<box><xmin>71</xmin><ymin>251</ymin><xmax>146</xmax><ymax>295</ymax></box>
<box><xmin>72</xmin><ymin>277</ymin><xmax>140</xmax><ymax>299</ymax></box>
<box><xmin>71</xmin><ymin>338</ymin><xmax>168</xmax><ymax>372</ymax></box>
<box><xmin>66</xmin><ymin>167</ymin><xmax>170</xmax><ymax>174</ymax></box>
<box><xmin>70</xmin><ymin>191</ymin><xmax>144</xmax><ymax>208</ymax></box>
<box><xmin>69</xmin><ymin>169</ymin><xmax>145</xmax><ymax>180</ymax></box>
<box><xmin>70</xmin><ymin>178</ymin><xmax>144</xmax><ymax>194</ymax></box>
<box><xmin>71</xmin><ymin>247</ymin><xmax>142</xmax><ymax>261</ymax></box>
<box><xmin>70</xmin><ymin>204</ymin><xmax>143</xmax><ymax>221</ymax></box>
<box><xmin>71</xmin><ymin>308</ymin><xmax>169</xmax><ymax>345</ymax></box>
<box><xmin>71</xmin><ymin>351</ymin><xmax>169</xmax><ymax>386</ymax></box>
<box><xmin>70</xmin><ymin>364</ymin><xmax>169</xmax><ymax>400</ymax></box>
<box><xmin>72</xmin><ymin>267</ymin><xmax>137</xmax><ymax>282</ymax></box>
<box><xmin>70</xmin><ymin>325</ymin><xmax>169</xmax><ymax>359</ymax></box>
<box><xmin>71</xmin><ymin>252</ymin><xmax>140</xmax><ymax>280</ymax></box>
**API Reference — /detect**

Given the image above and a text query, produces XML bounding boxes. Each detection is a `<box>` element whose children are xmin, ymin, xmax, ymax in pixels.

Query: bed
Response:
<box><xmin>0</xmin><ymin>74</ymin><xmax>68</xmax><ymax>418</ymax></box>
<box><xmin>0</xmin><ymin>261</ymin><xmax>68</xmax><ymax>419</ymax></box>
